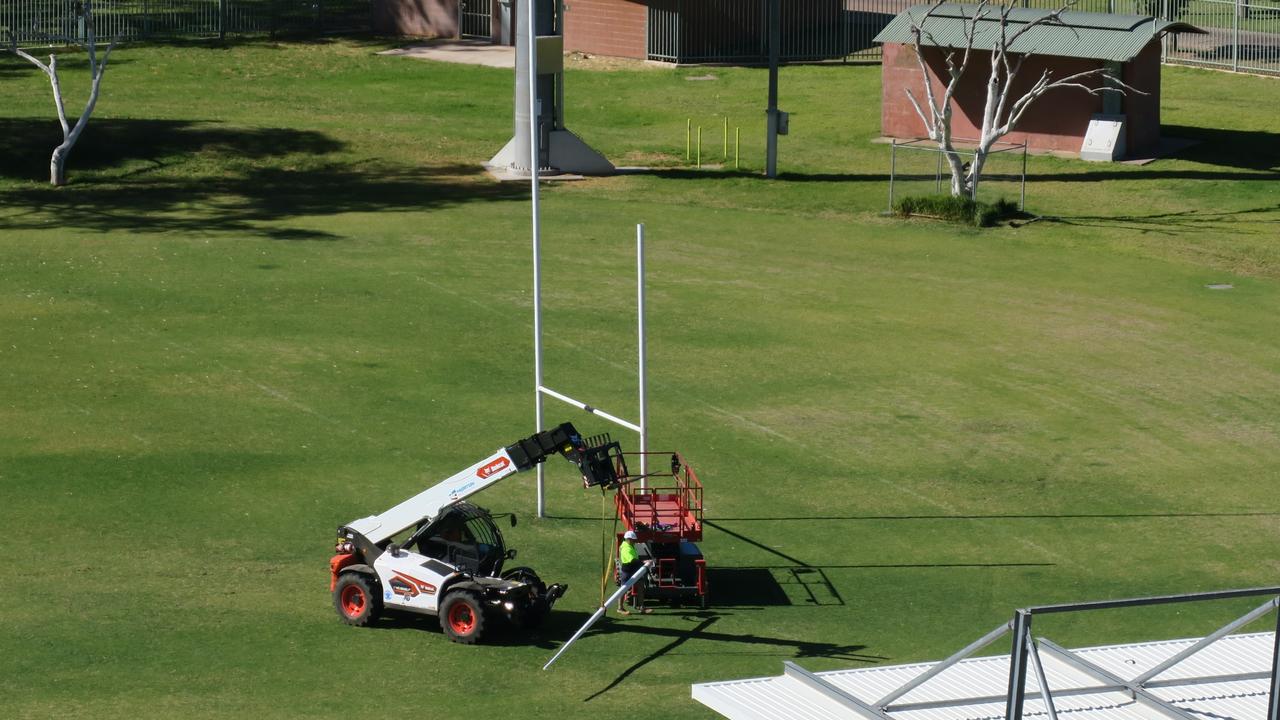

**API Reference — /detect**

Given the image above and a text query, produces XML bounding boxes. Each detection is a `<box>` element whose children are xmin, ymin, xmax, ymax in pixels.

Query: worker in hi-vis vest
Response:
<box><xmin>617</xmin><ymin>530</ymin><xmax>652</xmax><ymax>615</ymax></box>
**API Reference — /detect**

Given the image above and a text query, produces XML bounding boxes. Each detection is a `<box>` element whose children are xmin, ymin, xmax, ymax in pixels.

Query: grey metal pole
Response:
<box><xmin>637</xmin><ymin>223</ymin><xmax>648</xmax><ymax>488</ymax></box>
<box><xmin>1027</xmin><ymin>635</ymin><xmax>1060</xmax><ymax>720</ymax></box>
<box><xmin>219</xmin><ymin>0</ymin><xmax>227</xmax><ymax>40</ymax></box>
<box><xmin>888</xmin><ymin>140</ymin><xmax>896</xmax><ymax>213</ymax></box>
<box><xmin>512</xmin><ymin>0</ymin><xmax>552</xmax><ymax>173</ymax></box>
<box><xmin>1232</xmin><ymin>0</ymin><xmax>1240</xmax><ymax>72</ymax></box>
<box><xmin>543</xmin><ymin>564</ymin><xmax>650</xmax><ymax>669</ymax></box>
<box><xmin>529</xmin><ymin>0</ymin><xmax>547</xmax><ymax>518</ymax></box>
<box><xmin>555</xmin><ymin>0</ymin><xmax>564</xmax><ymax>129</ymax></box>
<box><xmin>765</xmin><ymin>0</ymin><xmax>780</xmax><ymax>178</ymax></box>
<box><xmin>1020</xmin><ymin>142</ymin><xmax>1027</xmax><ymax>211</ymax></box>
<box><xmin>970</xmin><ymin>151</ymin><xmax>978</xmax><ymax>201</ymax></box>
<box><xmin>1005</xmin><ymin>610</ymin><xmax>1032</xmax><ymax>720</ymax></box>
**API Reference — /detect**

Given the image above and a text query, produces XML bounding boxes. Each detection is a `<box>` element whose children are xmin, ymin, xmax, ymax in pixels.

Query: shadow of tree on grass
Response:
<box><xmin>0</xmin><ymin>117</ymin><xmax>344</xmax><ymax>180</ymax></box>
<box><xmin>0</xmin><ymin>118</ymin><xmax>525</xmax><ymax>239</ymax></box>
<box><xmin>1026</xmin><ymin>203</ymin><xmax>1280</xmax><ymax>236</ymax></box>
<box><xmin>1161</xmin><ymin>124</ymin><xmax>1280</xmax><ymax>172</ymax></box>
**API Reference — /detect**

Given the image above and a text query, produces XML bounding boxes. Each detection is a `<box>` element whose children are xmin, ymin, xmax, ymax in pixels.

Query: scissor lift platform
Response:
<box><xmin>614</xmin><ymin>452</ymin><xmax>708</xmax><ymax>608</ymax></box>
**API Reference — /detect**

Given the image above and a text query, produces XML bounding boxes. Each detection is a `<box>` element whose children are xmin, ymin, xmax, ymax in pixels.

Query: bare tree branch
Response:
<box><xmin>898</xmin><ymin>0</ymin><xmax>1140</xmax><ymax>199</ymax></box>
<box><xmin>4</xmin><ymin>4</ymin><xmax>121</xmax><ymax>185</ymax></box>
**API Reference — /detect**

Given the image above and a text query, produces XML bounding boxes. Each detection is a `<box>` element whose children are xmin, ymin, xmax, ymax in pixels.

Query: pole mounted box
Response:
<box><xmin>536</xmin><ymin>35</ymin><xmax>563</xmax><ymax>74</ymax></box>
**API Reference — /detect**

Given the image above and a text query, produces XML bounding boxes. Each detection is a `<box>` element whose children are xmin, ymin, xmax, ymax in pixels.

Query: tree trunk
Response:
<box><xmin>968</xmin><ymin>150</ymin><xmax>988</xmax><ymax>199</ymax></box>
<box><xmin>945</xmin><ymin>150</ymin><xmax>967</xmax><ymax>197</ymax></box>
<box><xmin>50</xmin><ymin>143</ymin><xmax>70</xmax><ymax>186</ymax></box>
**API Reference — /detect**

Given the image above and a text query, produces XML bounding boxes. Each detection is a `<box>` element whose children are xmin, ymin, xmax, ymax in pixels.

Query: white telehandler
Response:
<box><xmin>329</xmin><ymin>422</ymin><xmax>622</xmax><ymax>643</ymax></box>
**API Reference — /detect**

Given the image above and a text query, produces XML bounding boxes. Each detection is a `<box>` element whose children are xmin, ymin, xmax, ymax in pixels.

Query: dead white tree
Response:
<box><xmin>904</xmin><ymin>0</ymin><xmax>1141</xmax><ymax>198</ymax></box>
<box><xmin>6</xmin><ymin>0</ymin><xmax>120</xmax><ymax>186</ymax></box>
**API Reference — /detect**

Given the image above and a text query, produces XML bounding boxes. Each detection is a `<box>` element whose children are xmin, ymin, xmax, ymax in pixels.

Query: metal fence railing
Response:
<box><xmin>1162</xmin><ymin>0</ymin><xmax>1280</xmax><ymax>74</ymax></box>
<box><xmin>647</xmin><ymin>0</ymin><xmax>915</xmax><ymax>63</ymax></box>
<box><xmin>1023</xmin><ymin>0</ymin><xmax>1280</xmax><ymax>75</ymax></box>
<box><xmin>647</xmin><ymin>0</ymin><xmax>1280</xmax><ymax>76</ymax></box>
<box><xmin>0</xmin><ymin>0</ymin><xmax>371</xmax><ymax>46</ymax></box>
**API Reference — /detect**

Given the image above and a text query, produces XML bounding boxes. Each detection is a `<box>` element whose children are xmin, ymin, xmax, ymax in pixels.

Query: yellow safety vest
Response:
<box><xmin>619</xmin><ymin>539</ymin><xmax>638</xmax><ymax>565</ymax></box>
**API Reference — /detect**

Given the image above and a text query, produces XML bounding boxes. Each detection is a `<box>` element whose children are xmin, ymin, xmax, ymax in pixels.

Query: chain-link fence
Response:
<box><xmin>0</xmin><ymin>0</ymin><xmax>370</xmax><ymax>46</ymax></box>
<box><xmin>646</xmin><ymin>0</ymin><xmax>1280</xmax><ymax>75</ymax></box>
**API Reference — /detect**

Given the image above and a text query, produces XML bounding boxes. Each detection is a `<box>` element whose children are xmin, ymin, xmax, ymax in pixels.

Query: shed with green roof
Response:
<box><xmin>875</xmin><ymin>4</ymin><xmax>1204</xmax><ymax>158</ymax></box>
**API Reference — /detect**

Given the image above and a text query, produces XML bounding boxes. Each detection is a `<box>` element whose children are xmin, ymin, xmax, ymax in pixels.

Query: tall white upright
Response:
<box><xmin>529</xmin><ymin>0</ymin><xmax>547</xmax><ymax>518</ymax></box>
<box><xmin>533</xmin><ymin>223</ymin><xmax>650</xmax><ymax>513</ymax></box>
<box><xmin>637</xmin><ymin>223</ymin><xmax>648</xmax><ymax>488</ymax></box>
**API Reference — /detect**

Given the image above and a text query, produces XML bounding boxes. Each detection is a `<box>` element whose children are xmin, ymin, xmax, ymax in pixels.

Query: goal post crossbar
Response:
<box><xmin>538</xmin><ymin>386</ymin><xmax>642</xmax><ymax>435</ymax></box>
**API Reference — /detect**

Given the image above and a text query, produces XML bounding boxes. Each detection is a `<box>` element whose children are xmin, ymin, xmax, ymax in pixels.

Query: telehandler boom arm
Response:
<box><xmin>344</xmin><ymin>422</ymin><xmax>618</xmax><ymax>545</ymax></box>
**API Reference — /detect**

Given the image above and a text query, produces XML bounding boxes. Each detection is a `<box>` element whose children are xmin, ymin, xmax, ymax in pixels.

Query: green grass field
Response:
<box><xmin>2</xmin><ymin>38</ymin><xmax>1279</xmax><ymax>719</ymax></box>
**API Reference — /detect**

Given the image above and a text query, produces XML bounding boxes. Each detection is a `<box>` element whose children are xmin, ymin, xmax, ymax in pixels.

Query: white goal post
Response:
<box><xmin>525</xmin><ymin>0</ymin><xmax>648</xmax><ymax>517</ymax></box>
<box><xmin>532</xmin><ymin>223</ymin><xmax>649</xmax><ymax>517</ymax></box>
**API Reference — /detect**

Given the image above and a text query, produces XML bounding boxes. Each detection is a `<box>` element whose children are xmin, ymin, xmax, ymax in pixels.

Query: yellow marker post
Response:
<box><xmin>697</xmin><ymin>126</ymin><xmax>702</xmax><ymax>168</ymax></box>
<box><xmin>723</xmin><ymin>116</ymin><xmax>729</xmax><ymax>160</ymax></box>
<box><xmin>735</xmin><ymin>127</ymin><xmax>740</xmax><ymax>170</ymax></box>
<box><xmin>685</xmin><ymin>118</ymin><xmax>691</xmax><ymax>162</ymax></box>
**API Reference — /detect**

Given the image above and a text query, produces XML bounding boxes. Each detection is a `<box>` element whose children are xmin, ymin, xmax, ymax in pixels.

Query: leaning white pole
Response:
<box><xmin>543</xmin><ymin>564</ymin><xmax>650</xmax><ymax>670</ymax></box>
<box><xmin>637</xmin><ymin>223</ymin><xmax>648</xmax><ymax>489</ymax></box>
<box><xmin>529</xmin><ymin>0</ymin><xmax>546</xmax><ymax>518</ymax></box>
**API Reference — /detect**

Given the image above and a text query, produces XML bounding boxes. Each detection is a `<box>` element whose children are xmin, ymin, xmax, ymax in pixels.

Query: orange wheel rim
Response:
<box><xmin>448</xmin><ymin>603</ymin><xmax>475</xmax><ymax>634</ymax></box>
<box><xmin>341</xmin><ymin>585</ymin><xmax>366</xmax><ymax>617</ymax></box>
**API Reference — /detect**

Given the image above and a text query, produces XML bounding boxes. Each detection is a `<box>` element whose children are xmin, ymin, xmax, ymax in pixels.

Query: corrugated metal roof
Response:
<box><xmin>873</xmin><ymin>4</ymin><xmax>1205</xmax><ymax>63</ymax></box>
<box><xmin>692</xmin><ymin>632</ymin><xmax>1275</xmax><ymax>720</ymax></box>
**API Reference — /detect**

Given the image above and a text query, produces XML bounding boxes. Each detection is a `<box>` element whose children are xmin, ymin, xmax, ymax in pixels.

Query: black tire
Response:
<box><xmin>440</xmin><ymin>590</ymin><xmax>487</xmax><ymax>644</ymax></box>
<box><xmin>334</xmin><ymin>573</ymin><xmax>382</xmax><ymax>627</ymax></box>
<box><xmin>502</xmin><ymin>567</ymin><xmax>550</xmax><ymax>628</ymax></box>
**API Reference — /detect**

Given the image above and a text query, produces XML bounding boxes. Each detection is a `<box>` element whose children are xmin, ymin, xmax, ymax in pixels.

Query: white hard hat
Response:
<box><xmin>623</xmin><ymin>530</ymin><xmax>638</xmax><ymax>540</ymax></box>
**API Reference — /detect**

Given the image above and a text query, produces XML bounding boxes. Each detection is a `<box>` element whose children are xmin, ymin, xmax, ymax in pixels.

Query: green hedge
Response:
<box><xmin>893</xmin><ymin>194</ymin><xmax>1019</xmax><ymax>227</ymax></box>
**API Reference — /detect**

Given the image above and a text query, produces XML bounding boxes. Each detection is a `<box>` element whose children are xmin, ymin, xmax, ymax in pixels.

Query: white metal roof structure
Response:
<box><xmin>694</xmin><ymin>588</ymin><xmax>1280</xmax><ymax>720</ymax></box>
<box><xmin>695</xmin><ymin>632</ymin><xmax>1275</xmax><ymax>720</ymax></box>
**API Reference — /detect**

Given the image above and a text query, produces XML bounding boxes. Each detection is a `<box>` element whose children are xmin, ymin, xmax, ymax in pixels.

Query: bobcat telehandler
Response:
<box><xmin>329</xmin><ymin>422</ymin><xmax>622</xmax><ymax>644</ymax></box>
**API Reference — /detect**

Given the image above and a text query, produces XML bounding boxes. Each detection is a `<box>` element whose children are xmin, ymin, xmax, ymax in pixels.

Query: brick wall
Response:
<box><xmin>563</xmin><ymin>0</ymin><xmax>649</xmax><ymax>60</ymax></box>
<box><xmin>882</xmin><ymin>42</ymin><xmax>1165</xmax><ymax>156</ymax></box>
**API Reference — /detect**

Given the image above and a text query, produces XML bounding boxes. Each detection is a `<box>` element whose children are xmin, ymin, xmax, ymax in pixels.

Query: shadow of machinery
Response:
<box><xmin>707</xmin><ymin>566</ymin><xmax>844</xmax><ymax>607</ymax></box>
<box><xmin>0</xmin><ymin>117</ymin><xmax>527</xmax><ymax>239</ymax></box>
<box><xmin>359</xmin><ymin>605</ymin><xmax>595</xmax><ymax>650</ymax></box>
<box><xmin>579</xmin><ymin>612</ymin><xmax>888</xmax><ymax>701</ymax></box>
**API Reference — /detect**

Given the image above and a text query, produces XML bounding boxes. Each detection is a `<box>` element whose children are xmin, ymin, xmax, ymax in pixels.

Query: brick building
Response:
<box><xmin>874</xmin><ymin>5</ymin><xmax>1203</xmax><ymax>157</ymax></box>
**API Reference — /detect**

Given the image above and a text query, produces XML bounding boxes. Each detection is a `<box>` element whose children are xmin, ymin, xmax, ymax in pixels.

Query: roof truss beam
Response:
<box><xmin>783</xmin><ymin>661</ymin><xmax>891</xmax><ymax>720</ymax></box>
<box><xmin>1037</xmin><ymin>638</ymin><xmax>1201</xmax><ymax>720</ymax></box>
<box><xmin>1135</xmin><ymin>597</ymin><xmax>1278</xmax><ymax>685</ymax></box>
<box><xmin>877</xmin><ymin>621</ymin><xmax>1011</xmax><ymax>709</ymax></box>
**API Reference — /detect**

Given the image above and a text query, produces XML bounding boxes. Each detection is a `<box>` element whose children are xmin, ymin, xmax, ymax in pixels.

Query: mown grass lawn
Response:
<box><xmin>1</xmin><ymin>38</ymin><xmax>1278</xmax><ymax>720</ymax></box>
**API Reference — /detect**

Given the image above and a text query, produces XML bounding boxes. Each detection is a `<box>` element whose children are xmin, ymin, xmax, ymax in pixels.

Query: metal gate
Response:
<box><xmin>459</xmin><ymin>0</ymin><xmax>492</xmax><ymax>38</ymax></box>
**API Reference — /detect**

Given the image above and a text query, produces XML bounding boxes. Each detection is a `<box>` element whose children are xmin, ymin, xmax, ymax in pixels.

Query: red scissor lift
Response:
<box><xmin>614</xmin><ymin>451</ymin><xmax>708</xmax><ymax>609</ymax></box>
